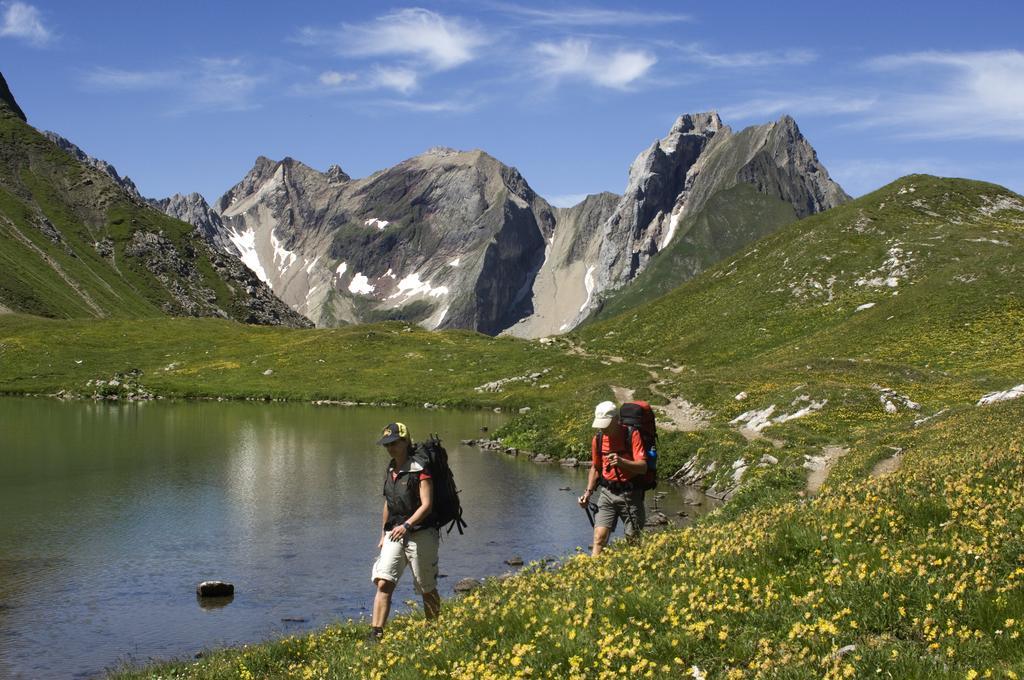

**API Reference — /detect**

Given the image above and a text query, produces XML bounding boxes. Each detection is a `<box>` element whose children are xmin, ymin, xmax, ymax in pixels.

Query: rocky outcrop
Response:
<box><xmin>42</xmin><ymin>131</ymin><xmax>144</xmax><ymax>200</ymax></box>
<box><xmin>148</xmin><ymin>192</ymin><xmax>228</xmax><ymax>247</ymax></box>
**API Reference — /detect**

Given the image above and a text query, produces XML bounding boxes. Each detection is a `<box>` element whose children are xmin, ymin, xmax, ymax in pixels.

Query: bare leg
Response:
<box><xmin>592</xmin><ymin>526</ymin><xmax>611</xmax><ymax>557</ymax></box>
<box><xmin>422</xmin><ymin>589</ymin><xmax>441</xmax><ymax>620</ymax></box>
<box><xmin>371</xmin><ymin>578</ymin><xmax>395</xmax><ymax>629</ymax></box>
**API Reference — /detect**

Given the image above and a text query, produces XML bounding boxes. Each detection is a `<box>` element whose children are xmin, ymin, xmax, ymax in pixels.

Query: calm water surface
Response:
<box><xmin>0</xmin><ymin>398</ymin><xmax>717</xmax><ymax>679</ymax></box>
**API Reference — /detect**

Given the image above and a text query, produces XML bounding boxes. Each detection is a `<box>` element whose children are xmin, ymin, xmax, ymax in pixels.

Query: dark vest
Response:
<box><xmin>382</xmin><ymin>453</ymin><xmax>432</xmax><ymax>530</ymax></box>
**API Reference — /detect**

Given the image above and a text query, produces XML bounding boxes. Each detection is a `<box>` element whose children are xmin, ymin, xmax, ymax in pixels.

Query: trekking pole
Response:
<box><xmin>582</xmin><ymin>499</ymin><xmax>595</xmax><ymax>527</ymax></box>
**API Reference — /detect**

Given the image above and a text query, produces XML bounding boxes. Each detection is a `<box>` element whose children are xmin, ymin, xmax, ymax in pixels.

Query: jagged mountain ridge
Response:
<box><xmin>0</xmin><ymin>73</ymin><xmax>309</xmax><ymax>327</ymax></box>
<box><xmin>166</xmin><ymin>111</ymin><xmax>847</xmax><ymax>336</ymax></box>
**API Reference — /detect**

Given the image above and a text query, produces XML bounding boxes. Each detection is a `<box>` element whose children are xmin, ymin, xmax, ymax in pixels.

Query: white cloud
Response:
<box><xmin>378</xmin><ymin>97</ymin><xmax>477</xmax><ymax>113</ymax></box>
<box><xmin>719</xmin><ymin>94</ymin><xmax>877</xmax><ymax>121</ymax></box>
<box><xmin>533</xmin><ymin>38</ymin><xmax>655</xmax><ymax>89</ymax></box>
<box><xmin>492</xmin><ymin>4</ymin><xmax>690</xmax><ymax>26</ymax></box>
<box><xmin>370</xmin><ymin>66</ymin><xmax>418</xmax><ymax>94</ymax></box>
<box><xmin>682</xmin><ymin>44</ymin><xmax>816</xmax><ymax>68</ymax></box>
<box><xmin>319</xmin><ymin>70</ymin><xmax>357</xmax><ymax>87</ymax></box>
<box><xmin>81</xmin><ymin>58</ymin><xmax>265</xmax><ymax>113</ymax></box>
<box><xmin>296</xmin><ymin>9</ymin><xmax>488</xmax><ymax>71</ymax></box>
<box><xmin>0</xmin><ymin>1</ymin><xmax>51</xmax><ymax>46</ymax></box>
<box><xmin>865</xmin><ymin>49</ymin><xmax>1024</xmax><ymax>140</ymax></box>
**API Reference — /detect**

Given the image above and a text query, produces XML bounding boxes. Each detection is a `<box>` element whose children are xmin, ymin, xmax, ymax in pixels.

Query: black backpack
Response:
<box><xmin>413</xmin><ymin>434</ymin><xmax>467</xmax><ymax>534</ymax></box>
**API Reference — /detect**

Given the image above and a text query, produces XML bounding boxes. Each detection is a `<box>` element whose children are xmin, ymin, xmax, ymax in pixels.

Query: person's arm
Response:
<box><xmin>580</xmin><ymin>465</ymin><xmax>600</xmax><ymax>506</ymax></box>
<box><xmin>388</xmin><ymin>478</ymin><xmax>434</xmax><ymax>540</ymax></box>
<box><xmin>607</xmin><ymin>429</ymin><xmax>647</xmax><ymax>477</ymax></box>
<box><xmin>580</xmin><ymin>436</ymin><xmax>600</xmax><ymax>506</ymax></box>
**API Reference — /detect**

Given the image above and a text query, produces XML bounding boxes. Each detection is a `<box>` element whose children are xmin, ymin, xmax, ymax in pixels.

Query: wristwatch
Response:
<box><xmin>402</xmin><ymin>521</ymin><xmax>412</xmax><ymax>531</ymax></box>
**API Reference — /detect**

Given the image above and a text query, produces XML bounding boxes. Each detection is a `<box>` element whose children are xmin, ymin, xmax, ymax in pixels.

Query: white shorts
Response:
<box><xmin>371</xmin><ymin>527</ymin><xmax>440</xmax><ymax>594</ymax></box>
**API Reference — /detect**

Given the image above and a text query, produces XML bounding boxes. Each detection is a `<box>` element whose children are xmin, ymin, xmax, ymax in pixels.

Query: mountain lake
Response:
<box><xmin>0</xmin><ymin>397</ymin><xmax>719</xmax><ymax>679</ymax></box>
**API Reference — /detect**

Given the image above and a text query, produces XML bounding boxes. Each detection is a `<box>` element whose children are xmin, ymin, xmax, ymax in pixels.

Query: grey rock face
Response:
<box><xmin>148</xmin><ymin>192</ymin><xmax>228</xmax><ymax>248</ymax></box>
<box><xmin>42</xmin><ymin>131</ymin><xmax>144</xmax><ymax>200</ymax></box>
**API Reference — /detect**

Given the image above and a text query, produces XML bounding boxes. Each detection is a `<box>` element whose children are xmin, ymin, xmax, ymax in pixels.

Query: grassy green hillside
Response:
<box><xmin>2</xmin><ymin>174</ymin><xmax>1022</xmax><ymax>678</ymax></box>
<box><xmin>0</xmin><ymin>88</ymin><xmax>305</xmax><ymax>326</ymax></box>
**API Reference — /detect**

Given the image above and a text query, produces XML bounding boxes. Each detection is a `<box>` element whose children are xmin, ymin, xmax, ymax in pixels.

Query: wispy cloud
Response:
<box><xmin>491</xmin><ymin>3</ymin><xmax>690</xmax><ymax>26</ymax></box>
<box><xmin>865</xmin><ymin>49</ymin><xmax>1024</xmax><ymax>140</ymax></box>
<box><xmin>532</xmin><ymin>38</ymin><xmax>656</xmax><ymax>89</ymax></box>
<box><xmin>375</xmin><ymin>97</ymin><xmax>480</xmax><ymax>113</ymax></box>
<box><xmin>82</xmin><ymin>58</ymin><xmax>266</xmax><ymax>113</ymax></box>
<box><xmin>319</xmin><ymin>71</ymin><xmax>358</xmax><ymax>87</ymax></box>
<box><xmin>681</xmin><ymin>44</ymin><xmax>816</xmax><ymax>68</ymax></box>
<box><xmin>295</xmin><ymin>9</ymin><xmax>488</xmax><ymax>71</ymax></box>
<box><xmin>719</xmin><ymin>93</ymin><xmax>877</xmax><ymax>121</ymax></box>
<box><xmin>0</xmin><ymin>1</ymin><xmax>52</xmax><ymax>46</ymax></box>
<box><xmin>369</xmin><ymin>66</ymin><xmax>419</xmax><ymax>94</ymax></box>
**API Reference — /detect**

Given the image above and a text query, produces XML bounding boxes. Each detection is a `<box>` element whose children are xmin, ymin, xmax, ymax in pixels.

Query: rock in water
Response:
<box><xmin>196</xmin><ymin>580</ymin><xmax>234</xmax><ymax>597</ymax></box>
<box><xmin>453</xmin><ymin>578</ymin><xmax>481</xmax><ymax>594</ymax></box>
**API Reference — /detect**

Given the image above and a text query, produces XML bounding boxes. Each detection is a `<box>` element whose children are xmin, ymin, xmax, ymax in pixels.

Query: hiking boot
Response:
<box><xmin>366</xmin><ymin>626</ymin><xmax>384</xmax><ymax>643</ymax></box>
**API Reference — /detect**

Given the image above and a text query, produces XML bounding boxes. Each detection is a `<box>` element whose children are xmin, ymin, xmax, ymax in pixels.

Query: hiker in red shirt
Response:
<box><xmin>578</xmin><ymin>401</ymin><xmax>648</xmax><ymax>556</ymax></box>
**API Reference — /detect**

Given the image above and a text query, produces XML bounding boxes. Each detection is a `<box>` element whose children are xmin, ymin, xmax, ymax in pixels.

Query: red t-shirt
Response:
<box><xmin>591</xmin><ymin>426</ymin><xmax>646</xmax><ymax>483</ymax></box>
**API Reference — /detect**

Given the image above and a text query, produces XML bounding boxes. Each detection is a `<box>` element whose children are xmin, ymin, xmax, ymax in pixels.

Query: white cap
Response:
<box><xmin>592</xmin><ymin>400</ymin><xmax>617</xmax><ymax>428</ymax></box>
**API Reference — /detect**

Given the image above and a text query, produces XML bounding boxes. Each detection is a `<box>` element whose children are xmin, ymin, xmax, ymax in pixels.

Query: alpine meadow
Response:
<box><xmin>1</xmin><ymin>5</ymin><xmax>1024</xmax><ymax>677</ymax></box>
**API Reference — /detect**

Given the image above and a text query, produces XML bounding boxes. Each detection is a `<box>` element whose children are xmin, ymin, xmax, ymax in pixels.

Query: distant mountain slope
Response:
<box><xmin>0</xmin><ymin>72</ymin><xmax>308</xmax><ymax>327</ymax></box>
<box><xmin>580</xmin><ymin>175</ymin><xmax>1024</xmax><ymax>380</ymax></box>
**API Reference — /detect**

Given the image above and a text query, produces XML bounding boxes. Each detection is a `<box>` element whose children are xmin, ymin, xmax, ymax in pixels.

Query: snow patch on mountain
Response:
<box><xmin>365</xmin><ymin>218</ymin><xmax>389</xmax><ymax>230</ymax></box>
<box><xmin>228</xmin><ymin>226</ymin><xmax>268</xmax><ymax>283</ymax></box>
<box><xmin>388</xmin><ymin>273</ymin><xmax>449</xmax><ymax>300</ymax></box>
<box><xmin>579</xmin><ymin>265</ymin><xmax>596</xmax><ymax>313</ymax></box>
<box><xmin>349</xmin><ymin>273</ymin><xmax>375</xmax><ymax>295</ymax></box>
<box><xmin>271</xmin><ymin>229</ymin><xmax>297</xmax><ymax>269</ymax></box>
<box><xmin>660</xmin><ymin>210</ymin><xmax>681</xmax><ymax>250</ymax></box>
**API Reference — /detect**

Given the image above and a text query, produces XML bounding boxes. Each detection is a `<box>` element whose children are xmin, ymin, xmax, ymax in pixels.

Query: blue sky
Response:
<box><xmin>2</xmin><ymin>0</ymin><xmax>1022</xmax><ymax>206</ymax></box>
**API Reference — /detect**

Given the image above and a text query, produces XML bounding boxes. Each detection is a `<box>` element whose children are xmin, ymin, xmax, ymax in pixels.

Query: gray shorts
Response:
<box><xmin>371</xmin><ymin>527</ymin><xmax>440</xmax><ymax>594</ymax></box>
<box><xmin>594</xmin><ymin>487</ymin><xmax>646</xmax><ymax>536</ymax></box>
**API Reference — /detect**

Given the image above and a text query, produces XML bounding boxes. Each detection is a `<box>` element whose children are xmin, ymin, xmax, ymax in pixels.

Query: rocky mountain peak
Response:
<box><xmin>0</xmin><ymin>72</ymin><xmax>26</xmax><ymax>122</ymax></box>
<box><xmin>325</xmin><ymin>164</ymin><xmax>350</xmax><ymax>183</ymax></box>
<box><xmin>667</xmin><ymin>111</ymin><xmax>723</xmax><ymax>137</ymax></box>
<box><xmin>147</xmin><ymin>192</ymin><xmax>226</xmax><ymax>246</ymax></box>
